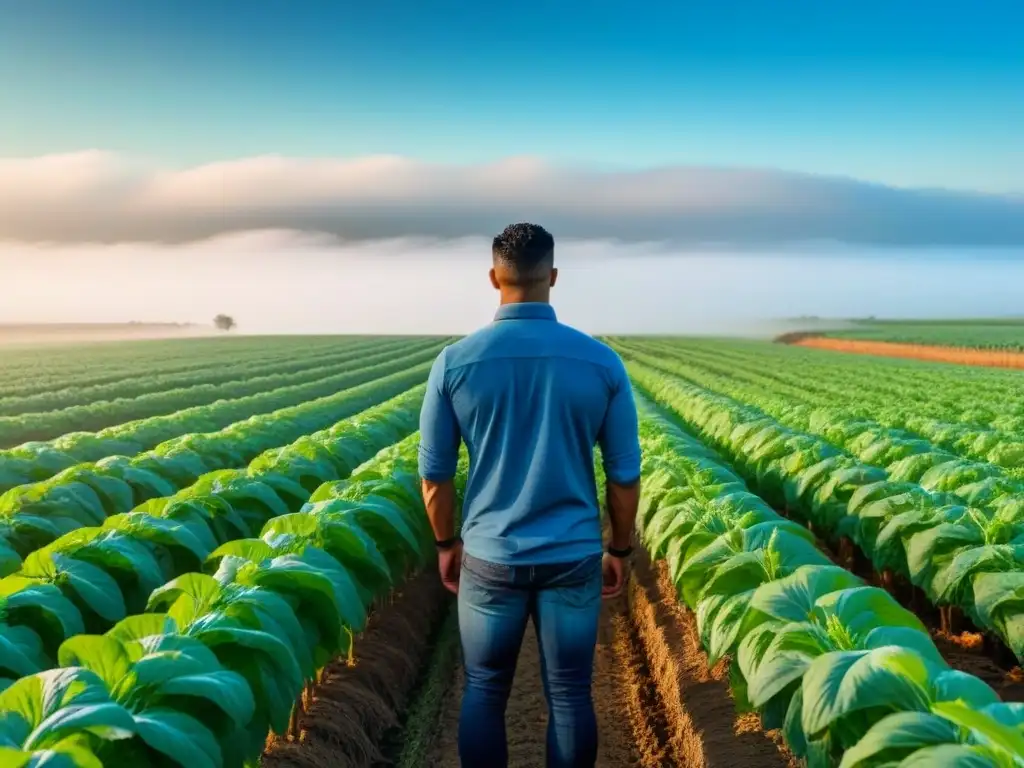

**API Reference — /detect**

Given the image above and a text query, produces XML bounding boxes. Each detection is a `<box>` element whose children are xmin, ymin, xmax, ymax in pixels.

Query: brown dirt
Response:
<box><xmin>262</xmin><ymin>551</ymin><xmax>797</xmax><ymax>768</ymax></box>
<box><xmin>628</xmin><ymin>552</ymin><xmax>796</xmax><ymax>768</ymax></box>
<box><xmin>262</xmin><ymin>570</ymin><xmax>447</xmax><ymax>768</ymax></box>
<box><xmin>791</xmin><ymin>337</ymin><xmax>1024</xmax><ymax>370</ymax></box>
<box><xmin>930</xmin><ymin>633</ymin><xmax>1024</xmax><ymax>701</ymax></box>
<box><xmin>427</xmin><ymin>594</ymin><xmax>644</xmax><ymax>767</ymax></box>
<box><xmin>427</xmin><ymin>551</ymin><xmax>795</xmax><ymax>768</ymax></box>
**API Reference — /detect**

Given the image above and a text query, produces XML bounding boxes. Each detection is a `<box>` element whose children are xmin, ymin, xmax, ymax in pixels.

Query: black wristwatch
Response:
<box><xmin>435</xmin><ymin>536</ymin><xmax>461</xmax><ymax>551</ymax></box>
<box><xmin>606</xmin><ymin>544</ymin><xmax>633</xmax><ymax>558</ymax></box>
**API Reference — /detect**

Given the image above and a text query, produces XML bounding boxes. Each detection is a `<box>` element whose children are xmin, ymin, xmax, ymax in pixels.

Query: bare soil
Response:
<box><xmin>426</xmin><ymin>594</ymin><xmax>645</xmax><ymax>767</ymax></box>
<box><xmin>627</xmin><ymin>552</ymin><xmax>796</xmax><ymax>768</ymax></box>
<box><xmin>790</xmin><ymin>337</ymin><xmax>1024</xmax><ymax>370</ymax></box>
<box><xmin>264</xmin><ymin>552</ymin><xmax>797</xmax><ymax>768</ymax></box>
<box><xmin>262</xmin><ymin>571</ymin><xmax>447</xmax><ymax>768</ymax></box>
<box><xmin>425</xmin><ymin>551</ymin><xmax>794</xmax><ymax>768</ymax></box>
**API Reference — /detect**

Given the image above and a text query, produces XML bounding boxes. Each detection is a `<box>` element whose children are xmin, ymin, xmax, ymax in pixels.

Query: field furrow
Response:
<box><xmin>0</xmin><ymin>337</ymin><xmax>448</xmax><ymax>446</ymax></box>
<box><xmin>0</xmin><ymin>336</ymin><xmax>378</xmax><ymax>398</ymax></box>
<box><xmin>0</xmin><ymin>346</ymin><xmax>444</xmax><ymax>493</ymax></box>
<box><xmin>626</xmin><ymin>389</ymin><xmax>1022</xmax><ymax>765</ymax></box>
<box><xmin>0</xmin><ymin>394</ymin><xmax>441</xmax><ymax>766</ymax></box>
<box><xmin>0</xmin><ymin>336</ymin><xmax>419</xmax><ymax>417</ymax></box>
<box><xmin>6</xmin><ymin>331</ymin><xmax>1024</xmax><ymax>768</ymax></box>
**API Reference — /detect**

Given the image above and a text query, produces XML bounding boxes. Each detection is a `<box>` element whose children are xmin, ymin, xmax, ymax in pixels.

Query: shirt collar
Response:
<box><xmin>493</xmin><ymin>302</ymin><xmax>558</xmax><ymax>322</ymax></box>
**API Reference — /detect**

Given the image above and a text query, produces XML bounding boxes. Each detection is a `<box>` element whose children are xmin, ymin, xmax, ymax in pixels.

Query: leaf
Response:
<box><xmin>56</xmin><ymin>636</ymin><xmax>131</xmax><ymax>692</ymax></box>
<box><xmin>746</xmin><ymin>623</ymin><xmax>829</xmax><ymax>708</ymax></box>
<box><xmin>206</xmin><ymin>539</ymin><xmax>276</xmax><ymax>565</ymax></box>
<box><xmin>931</xmin><ymin>544</ymin><xmax>1024</xmax><ymax>610</ymax></box>
<box><xmin>813</xmin><ymin>587</ymin><xmax>927</xmax><ymax>637</ymax></box>
<box><xmin>130</xmin><ymin>708</ymin><xmax>222</xmax><ymax>768</ymax></box>
<box><xmin>26</xmin><ymin>702</ymin><xmax>136</xmax><ymax>751</ymax></box>
<box><xmin>187</xmin><ymin>619</ymin><xmax>303</xmax><ymax>695</ymax></box>
<box><xmin>932</xmin><ymin>700</ymin><xmax>1024</xmax><ymax>759</ymax></box>
<box><xmin>106</xmin><ymin>614</ymin><xmax>177</xmax><ymax>644</ymax></box>
<box><xmin>20</xmin><ymin>555</ymin><xmax>126</xmax><ymax>624</ymax></box>
<box><xmin>838</xmin><ymin>712</ymin><xmax>959</xmax><ymax>768</ymax></box>
<box><xmin>0</xmin><ymin>539</ymin><xmax>21</xmax><ymax>577</ymax></box>
<box><xmin>1</xmin><ymin>578</ymin><xmax>85</xmax><ymax>652</ymax></box>
<box><xmin>861</xmin><ymin>627</ymin><xmax>946</xmax><ymax>668</ymax></box>
<box><xmin>750</xmin><ymin>565</ymin><xmax>864</xmax><ymax>624</ymax></box>
<box><xmin>247</xmin><ymin>549</ymin><xmax>366</xmax><ymax>644</ymax></box>
<box><xmin>800</xmin><ymin>647</ymin><xmax>932</xmax><ymax>742</ymax></box>
<box><xmin>0</xmin><ymin>629</ymin><xmax>45</xmax><ymax>679</ymax></box>
<box><xmin>0</xmin><ymin>734</ymin><xmax>104</xmax><ymax>767</ymax></box>
<box><xmin>147</xmin><ymin>573</ymin><xmax>222</xmax><ymax>624</ymax></box>
<box><xmin>706</xmin><ymin>590</ymin><xmax>755</xmax><ymax>665</ymax></box>
<box><xmin>897</xmin><ymin>744</ymin><xmax>1002</xmax><ymax>767</ymax></box>
<box><xmin>156</xmin><ymin>671</ymin><xmax>255</xmax><ymax>728</ymax></box>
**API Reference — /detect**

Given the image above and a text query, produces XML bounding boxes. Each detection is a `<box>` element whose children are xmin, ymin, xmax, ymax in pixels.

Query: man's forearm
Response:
<box><xmin>606</xmin><ymin>479</ymin><xmax>640</xmax><ymax>550</ymax></box>
<box><xmin>421</xmin><ymin>478</ymin><xmax>457</xmax><ymax>541</ymax></box>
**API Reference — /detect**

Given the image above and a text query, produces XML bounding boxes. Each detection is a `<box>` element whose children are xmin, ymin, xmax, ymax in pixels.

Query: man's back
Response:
<box><xmin>418</xmin><ymin>302</ymin><xmax>640</xmax><ymax>565</ymax></box>
<box><xmin>417</xmin><ymin>223</ymin><xmax>641</xmax><ymax>768</ymax></box>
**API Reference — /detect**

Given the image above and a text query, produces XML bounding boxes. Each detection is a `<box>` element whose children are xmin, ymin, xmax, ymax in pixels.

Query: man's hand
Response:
<box><xmin>438</xmin><ymin>541</ymin><xmax>464</xmax><ymax>594</ymax></box>
<box><xmin>601</xmin><ymin>552</ymin><xmax>629</xmax><ymax>599</ymax></box>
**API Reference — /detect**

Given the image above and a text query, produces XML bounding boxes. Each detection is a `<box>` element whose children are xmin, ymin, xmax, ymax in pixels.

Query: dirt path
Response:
<box><xmin>791</xmin><ymin>336</ymin><xmax>1024</xmax><ymax>369</ymax></box>
<box><xmin>263</xmin><ymin>571</ymin><xmax>447</xmax><ymax>768</ymax></box>
<box><xmin>426</xmin><ymin>554</ymin><xmax>794</xmax><ymax>768</ymax></box>
<box><xmin>628</xmin><ymin>553</ymin><xmax>796</xmax><ymax>768</ymax></box>
<box><xmin>428</xmin><ymin>598</ymin><xmax>645</xmax><ymax>767</ymax></box>
<box><xmin>264</xmin><ymin>555</ymin><xmax>795</xmax><ymax>768</ymax></box>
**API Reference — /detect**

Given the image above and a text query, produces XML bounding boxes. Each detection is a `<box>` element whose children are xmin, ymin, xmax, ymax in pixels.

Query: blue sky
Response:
<box><xmin>3</xmin><ymin>0</ymin><xmax>1022</xmax><ymax>193</ymax></box>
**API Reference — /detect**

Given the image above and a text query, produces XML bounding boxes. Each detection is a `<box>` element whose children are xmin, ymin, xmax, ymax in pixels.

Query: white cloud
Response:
<box><xmin>1</xmin><ymin>152</ymin><xmax>1022</xmax><ymax>246</ymax></box>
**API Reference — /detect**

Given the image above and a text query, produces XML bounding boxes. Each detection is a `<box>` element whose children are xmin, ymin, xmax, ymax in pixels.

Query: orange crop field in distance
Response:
<box><xmin>793</xmin><ymin>336</ymin><xmax>1024</xmax><ymax>370</ymax></box>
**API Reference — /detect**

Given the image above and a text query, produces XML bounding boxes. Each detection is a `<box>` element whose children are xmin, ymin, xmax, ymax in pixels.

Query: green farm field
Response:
<box><xmin>3</xmin><ymin>333</ymin><xmax>1024</xmax><ymax>768</ymax></box>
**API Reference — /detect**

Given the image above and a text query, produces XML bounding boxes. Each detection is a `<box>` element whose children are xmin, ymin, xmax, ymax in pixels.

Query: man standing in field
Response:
<box><xmin>418</xmin><ymin>222</ymin><xmax>642</xmax><ymax>768</ymax></box>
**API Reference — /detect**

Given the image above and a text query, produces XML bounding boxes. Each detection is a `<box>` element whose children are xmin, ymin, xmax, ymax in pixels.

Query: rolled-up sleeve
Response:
<box><xmin>598</xmin><ymin>356</ymin><xmax>642</xmax><ymax>485</ymax></box>
<box><xmin>418</xmin><ymin>348</ymin><xmax>461</xmax><ymax>481</ymax></box>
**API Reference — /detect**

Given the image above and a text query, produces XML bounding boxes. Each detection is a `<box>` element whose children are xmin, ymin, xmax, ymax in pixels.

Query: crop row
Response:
<box><xmin>0</xmin><ymin>336</ymin><xmax>419</xmax><ymax>418</ymax></box>
<box><xmin>620</xmin><ymin>344</ymin><xmax>1024</xmax><ymax>503</ymax></box>
<box><xmin>618</xmin><ymin>337</ymin><xmax>1024</xmax><ymax>424</ymax></box>
<box><xmin>0</xmin><ymin>400</ymin><xmax>451</xmax><ymax>766</ymax></box>
<box><xmin>0</xmin><ymin>388</ymin><xmax>422</xmax><ymax>676</ymax></box>
<box><xmin>0</xmin><ymin>337</ymin><xmax>446</xmax><ymax>447</ymax></box>
<box><xmin>634</xmin><ymin>393</ymin><xmax>1024</xmax><ymax>767</ymax></box>
<box><xmin>628</xmin><ymin>360</ymin><xmax>1024</xmax><ymax>667</ymax></box>
<box><xmin>618</xmin><ymin>339</ymin><xmax>1024</xmax><ymax>470</ymax></box>
<box><xmin>0</xmin><ymin>372</ymin><xmax>430</xmax><ymax>575</ymax></box>
<box><xmin>0</xmin><ymin>346</ymin><xmax>440</xmax><ymax>492</ymax></box>
<box><xmin>0</xmin><ymin>336</ymin><xmax>367</xmax><ymax>399</ymax></box>
<box><xmin>637</xmin><ymin>337</ymin><xmax>1024</xmax><ymax>427</ymax></box>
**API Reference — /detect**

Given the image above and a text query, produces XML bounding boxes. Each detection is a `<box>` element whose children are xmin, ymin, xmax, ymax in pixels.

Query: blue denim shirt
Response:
<box><xmin>417</xmin><ymin>302</ymin><xmax>641</xmax><ymax>565</ymax></box>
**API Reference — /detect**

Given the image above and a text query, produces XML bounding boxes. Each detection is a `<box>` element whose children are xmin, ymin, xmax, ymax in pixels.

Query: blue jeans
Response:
<box><xmin>457</xmin><ymin>552</ymin><xmax>604</xmax><ymax>768</ymax></box>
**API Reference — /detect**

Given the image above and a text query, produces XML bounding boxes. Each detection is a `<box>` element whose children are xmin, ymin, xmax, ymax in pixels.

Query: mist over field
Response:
<box><xmin>3</xmin><ymin>151</ymin><xmax>1022</xmax><ymax>337</ymax></box>
<box><xmin>4</xmin><ymin>232</ymin><xmax>1023</xmax><ymax>336</ymax></box>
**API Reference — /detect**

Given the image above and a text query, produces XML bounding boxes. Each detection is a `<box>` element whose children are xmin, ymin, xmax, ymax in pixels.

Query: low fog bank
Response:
<box><xmin>3</xmin><ymin>232</ymin><xmax>1022</xmax><ymax>336</ymax></box>
<box><xmin>4</xmin><ymin>153</ymin><xmax>1023</xmax><ymax>246</ymax></box>
<box><xmin>0</xmin><ymin>323</ymin><xmax>216</xmax><ymax>347</ymax></box>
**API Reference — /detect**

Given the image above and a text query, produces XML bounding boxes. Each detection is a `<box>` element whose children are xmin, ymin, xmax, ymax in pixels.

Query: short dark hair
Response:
<box><xmin>492</xmin><ymin>223</ymin><xmax>554</xmax><ymax>284</ymax></box>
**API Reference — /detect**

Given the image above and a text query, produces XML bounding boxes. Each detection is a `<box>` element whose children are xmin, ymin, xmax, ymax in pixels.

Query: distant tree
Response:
<box><xmin>213</xmin><ymin>314</ymin><xmax>237</xmax><ymax>332</ymax></box>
